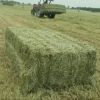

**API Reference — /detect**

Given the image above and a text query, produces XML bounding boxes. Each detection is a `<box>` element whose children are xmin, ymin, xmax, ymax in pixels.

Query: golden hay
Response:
<box><xmin>6</xmin><ymin>27</ymin><xmax>96</xmax><ymax>94</ymax></box>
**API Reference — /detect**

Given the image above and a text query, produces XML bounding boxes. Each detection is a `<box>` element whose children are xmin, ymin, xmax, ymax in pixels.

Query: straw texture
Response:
<box><xmin>6</xmin><ymin>27</ymin><xmax>96</xmax><ymax>94</ymax></box>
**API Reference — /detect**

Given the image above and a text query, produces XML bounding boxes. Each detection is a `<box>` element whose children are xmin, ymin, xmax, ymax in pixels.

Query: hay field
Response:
<box><xmin>0</xmin><ymin>5</ymin><xmax>100</xmax><ymax>99</ymax></box>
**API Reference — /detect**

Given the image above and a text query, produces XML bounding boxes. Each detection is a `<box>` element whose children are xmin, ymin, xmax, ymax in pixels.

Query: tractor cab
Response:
<box><xmin>43</xmin><ymin>0</ymin><xmax>54</xmax><ymax>4</ymax></box>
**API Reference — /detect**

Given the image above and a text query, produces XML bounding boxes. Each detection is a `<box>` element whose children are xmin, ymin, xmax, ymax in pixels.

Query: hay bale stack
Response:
<box><xmin>6</xmin><ymin>27</ymin><xmax>96</xmax><ymax>94</ymax></box>
<box><xmin>42</xmin><ymin>4</ymin><xmax>66</xmax><ymax>14</ymax></box>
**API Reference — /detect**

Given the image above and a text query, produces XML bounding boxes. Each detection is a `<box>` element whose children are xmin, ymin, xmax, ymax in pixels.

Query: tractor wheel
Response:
<box><xmin>36</xmin><ymin>11</ymin><xmax>44</xmax><ymax>18</ymax></box>
<box><xmin>34</xmin><ymin>12</ymin><xmax>37</xmax><ymax>16</ymax></box>
<box><xmin>31</xmin><ymin>9</ymin><xmax>35</xmax><ymax>16</ymax></box>
<box><xmin>47</xmin><ymin>14</ymin><xmax>55</xmax><ymax>19</ymax></box>
<box><xmin>31</xmin><ymin>10</ymin><xmax>33</xmax><ymax>15</ymax></box>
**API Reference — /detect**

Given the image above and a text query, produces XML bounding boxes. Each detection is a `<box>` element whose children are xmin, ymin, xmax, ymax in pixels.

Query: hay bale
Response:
<box><xmin>42</xmin><ymin>4</ymin><xmax>66</xmax><ymax>14</ymax></box>
<box><xmin>5</xmin><ymin>41</ymin><xmax>38</xmax><ymax>94</ymax></box>
<box><xmin>5</xmin><ymin>41</ymin><xmax>21</xmax><ymax>76</ymax></box>
<box><xmin>6</xmin><ymin>27</ymin><xmax>96</xmax><ymax>94</ymax></box>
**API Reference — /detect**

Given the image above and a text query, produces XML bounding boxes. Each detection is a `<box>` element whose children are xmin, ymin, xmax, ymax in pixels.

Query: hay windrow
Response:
<box><xmin>6</xmin><ymin>27</ymin><xmax>96</xmax><ymax>94</ymax></box>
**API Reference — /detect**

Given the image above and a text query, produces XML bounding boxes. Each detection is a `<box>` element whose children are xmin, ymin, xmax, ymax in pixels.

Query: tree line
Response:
<box><xmin>1</xmin><ymin>0</ymin><xmax>31</xmax><ymax>6</ymax></box>
<box><xmin>71</xmin><ymin>7</ymin><xmax>100</xmax><ymax>12</ymax></box>
<box><xmin>0</xmin><ymin>0</ymin><xmax>20</xmax><ymax>6</ymax></box>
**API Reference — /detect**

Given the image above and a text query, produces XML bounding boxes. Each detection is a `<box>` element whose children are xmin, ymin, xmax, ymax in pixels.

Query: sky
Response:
<box><xmin>14</xmin><ymin>0</ymin><xmax>100</xmax><ymax>8</ymax></box>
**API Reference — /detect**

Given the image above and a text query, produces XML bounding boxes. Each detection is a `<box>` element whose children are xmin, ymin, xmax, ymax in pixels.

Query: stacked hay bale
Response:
<box><xmin>42</xmin><ymin>4</ymin><xmax>66</xmax><ymax>14</ymax></box>
<box><xmin>6</xmin><ymin>27</ymin><xmax>96</xmax><ymax>94</ymax></box>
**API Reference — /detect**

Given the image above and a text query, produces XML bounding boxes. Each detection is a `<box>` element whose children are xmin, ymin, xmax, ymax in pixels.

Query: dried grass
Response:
<box><xmin>6</xmin><ymin>27</ymin><xmax>96</xmax><ymax>94</ymax></box>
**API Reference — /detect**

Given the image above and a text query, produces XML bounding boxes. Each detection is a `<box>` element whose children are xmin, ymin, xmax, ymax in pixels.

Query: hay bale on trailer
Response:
<box><xmin>6</xmin><ymin>27</ymin><xmax>96</xmax><ymax>94</ymax></box>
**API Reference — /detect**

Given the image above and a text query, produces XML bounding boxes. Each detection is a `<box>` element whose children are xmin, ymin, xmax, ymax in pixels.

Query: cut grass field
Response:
<box><xmin>0</xmin><ymin>5</ymin><xmax>100</xmax><ymax>99</ymax></box>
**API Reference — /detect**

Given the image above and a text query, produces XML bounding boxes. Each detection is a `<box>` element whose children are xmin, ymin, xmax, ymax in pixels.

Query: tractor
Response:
<box><xmin>31</xmin><ymin>0</ymin><xmax>66</xmax><ymax>18</ymax></box>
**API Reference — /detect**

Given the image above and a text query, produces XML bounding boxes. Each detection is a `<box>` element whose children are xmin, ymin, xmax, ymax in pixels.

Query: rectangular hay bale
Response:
<box><xmin>6</xmin><ymin>41</ymin><xmax>37</xmax><ymax>94</ymax></box>
<box><xmin>6</xmin><ymin>27</ymin><xmax>96</xmax><ymax>93</ymax></box>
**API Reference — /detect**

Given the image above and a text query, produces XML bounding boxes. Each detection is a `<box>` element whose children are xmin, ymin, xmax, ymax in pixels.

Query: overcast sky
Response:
<box><xmin>14</xmin><ymin>0</ymin><xmax>100</xmax><ymax>8</ymax></box>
